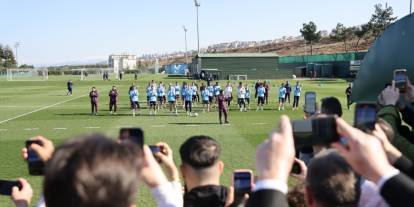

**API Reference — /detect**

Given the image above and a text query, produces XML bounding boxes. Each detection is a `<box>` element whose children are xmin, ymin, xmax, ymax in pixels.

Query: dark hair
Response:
<box><xmin>306</xmin><ymin>150</ymin><xmax>360</xmax><ymax>207</ymax></box>
<box><xmin>321</xmin><ymin>97</ymin><xmax>343</xmax><ymax>117</ymax></box>
<box><xmin>179</xmin><ymin>136</ymin><xmax>221</xmax><ymax>169</ymax></box>
<box><xmin>44</xmin><ymin>134</ymin><xmax>141</xmax><ymax>207</ymax></box>
<box><xmin>288</xmin><ymin>182</ymin><xmax>306</xmax><ymax>207</ymax></box>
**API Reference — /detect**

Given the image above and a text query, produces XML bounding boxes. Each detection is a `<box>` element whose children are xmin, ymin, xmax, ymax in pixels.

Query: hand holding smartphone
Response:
<box><xmin>292</xmin><ymin>116</ymin><xmax>339</xmax><ymax>147</ymax></box>
<box><xmin>354</xmin><ymin>103</ymin><xmax>377</xmax><ymax>131</ymax></box>
<box><xmin>304</xmin><ymin>91</ymin><xmax>317</xmax><ymax>114</ymax></box>
<box><xmin>233</xmin><ymin>170</ymin><xmax>253</xmax><ymax>206</ymax></box>
<box><xmin>0</xmin><ymin>180</ymin><xmax>22</xmax><ymax>196</ymax></box>
<box><xmin>26</xmin><ymin>140</ymin><xmax>45</xmax><ymax>175</ymax></box>
<box><xmin>394</xmin><ymin>69</ymin><xmax>407</xmax><ymax>93</ymax></box>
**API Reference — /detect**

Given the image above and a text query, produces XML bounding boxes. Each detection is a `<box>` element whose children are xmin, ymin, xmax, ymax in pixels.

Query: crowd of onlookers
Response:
<box><xmin>6</xmin><ymin>77</ymin><xmax>414</xmax><ymax>207</ymax></box>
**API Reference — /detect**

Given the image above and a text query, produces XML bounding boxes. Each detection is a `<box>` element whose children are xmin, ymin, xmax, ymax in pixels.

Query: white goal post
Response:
<box><xmin>228</xmin><ymin>74</ymin><xmax>248</xmax><ymax>81</ymax></box>
<box><xmin>72</xmin><ymin>68</ymin><xmax>114</xmax><ymax>80</ymax></box>
<box><xmin>6</xmin><ymin>68</ymin><xmax>48</xmax><ymax>81</ymax></box>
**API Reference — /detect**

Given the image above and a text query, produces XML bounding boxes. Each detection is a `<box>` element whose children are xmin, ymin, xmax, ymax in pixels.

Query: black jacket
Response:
<box><xmin>246</xmin><ymin>189</ymin><xmax>288</xmax><ymax>207</ymax></box>
<box><xmin>184</xmin><ymin>185</ymin><xmax>228</xmax><ymax>207</ymax></box>
<box><xmin>380</xmin><ymin>173</ymin><xmax>414</xmax><ymax>207</ymax></box>
<box><xmin>394</xmin><ymin>156</ymin><xmax>414</xmax><ymax>179</ymax></box>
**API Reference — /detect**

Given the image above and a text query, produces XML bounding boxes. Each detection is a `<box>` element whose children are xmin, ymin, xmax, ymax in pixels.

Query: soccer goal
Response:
<box><xmin>6</xmin><ymin>68</ymin><xmax>48</xmax><ymax>81</ymax></box>
<box><xmin>228</xmin><ymin>74</ymin><xmax>248</xmax><ymax>81</ymax></box>
<box><xmin>72</xmin><ymin>68</ymin><xmax>113</xmax><ymax>80</ymax></box>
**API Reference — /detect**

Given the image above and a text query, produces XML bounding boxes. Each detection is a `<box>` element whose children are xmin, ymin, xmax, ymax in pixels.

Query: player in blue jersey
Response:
<box><xmin>167</xmin><ymin>84</ymin><xmax>177</xmax><ymax>115</ymax></box>
<box><xmin>157</xmin><ymin>82</ymin><xmax>166</xmax><ymax>110</ymax></box>
<box><xmin>213</xmin><ymin>82</ymin><xmax>221</xmax><ymax>108</ymax></box>
<box><xmin>183</xmin><ymin>83</ymin><xmax>194</xmax><ymax>116</ymax></box>
<box><xmin>148</xmin><ymin>85</ymin><xmax>157</xmax><ymax>115</ymax></box>
<box><xmin>245</xmin><ymin>84</ymin><xmax>251</xmax><ymax>110</ymax></box>
<box><xmin>256</xmin><ymin>83</ymin><xmax>265</xmax><ymax>111</ymax></box>
<box><xmin>278</xmin><ymin>83</ymin><xmax>287</xmax><ymax>111</ymax></box>
<box><xmin>201</xmin><ymin>86</ymin><xmax>210</xmax><ymax>112</ymax></box>
<box><xmin>207</xmin><ymin>83</ymin><xmax>214</xmax><ymax>107</ymax></box>
<box><xmin>146</xmin><ymin>82</ymin><xmax>151</xmax><ymax>107</ymax></box>
<box><xmin>293</xmin><ymin>81</ymin><xmax>302</xmax><ymax>111</ymax></box>
<box><xmin>129</xmin><ymin>86</ymin><xmax>140</xmax><ymax>116</ymax></box>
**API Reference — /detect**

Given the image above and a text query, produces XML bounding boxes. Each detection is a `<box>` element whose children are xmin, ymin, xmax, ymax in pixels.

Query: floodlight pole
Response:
<box><xmin>410</xmin><ymin>0</ymin><xmax>412</xmax><ymax>14</ymax></box>
<box><xmin>194</xmin><ymin>0</ymin><xmax>201</xmax><ymax>54</ymax></box>
<box><xmin>183</xmin><ymin>26</ymin><xmax>189</xmax><ymax>65</ymax></box>
<box><xmin>14</xmin><ymin>42</ymin><xmax>20</xmax><ymax>68</ymax></box>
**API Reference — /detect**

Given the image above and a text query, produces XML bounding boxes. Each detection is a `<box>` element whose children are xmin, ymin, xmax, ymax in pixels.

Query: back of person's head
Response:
<box><xmin>321</xmin><ymin>97</ymin><xmax>343</xmax><ymax>117</ymax></box>
<box><xmin>44</xmin><ymin>134</ymin><xmax>141</xmax><ymax>207</ymax></box>
<box><xmin>180</xmin><ymin>135</ymin><xmax>221</xmax><ymax>170</ymax></box>
<box><xmin>288</xmin><ymin>181</ymin><xmax>306</xmax><ymax>207</ymax></box>
<box><xmin>305</xmin><ymin>149</ymin><xmax>360</xmax><ymax>207</ymax></box>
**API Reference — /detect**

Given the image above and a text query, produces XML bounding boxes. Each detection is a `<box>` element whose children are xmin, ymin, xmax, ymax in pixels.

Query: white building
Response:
<box><xmin>108</xmin><ymin>53</ymin><xmax>137</xmax><ymax>74</ymax></box>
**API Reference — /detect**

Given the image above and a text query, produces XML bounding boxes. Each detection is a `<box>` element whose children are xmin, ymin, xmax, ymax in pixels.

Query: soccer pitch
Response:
<box><xmin>0</xmin><ymin>74</ymin><xmax>352</xmax><ymax>206</ymax></box>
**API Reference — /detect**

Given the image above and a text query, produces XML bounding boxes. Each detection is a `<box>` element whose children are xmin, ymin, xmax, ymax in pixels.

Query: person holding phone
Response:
<box><xmin>9</xmin><ymin>179</ymin><xmax>33</xmax><ymax>207</ymax></box>
<box><xmin>89</xmin><ymin>87</ymin><xmax>99</xmax><ymax>115</ymax></box>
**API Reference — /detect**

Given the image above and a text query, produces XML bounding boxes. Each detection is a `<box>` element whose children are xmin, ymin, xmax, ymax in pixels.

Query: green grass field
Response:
<box><xmin>0</xmin><ymin>74</ymin><xmax>352</xmax><ymax>206</ymax></box>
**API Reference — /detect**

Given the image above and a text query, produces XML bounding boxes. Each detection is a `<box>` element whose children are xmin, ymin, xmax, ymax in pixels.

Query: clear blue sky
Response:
<box><xmin>1</xmin><ymin>0</ymin><xmax>410</xmax><ymax>66</ymax></box>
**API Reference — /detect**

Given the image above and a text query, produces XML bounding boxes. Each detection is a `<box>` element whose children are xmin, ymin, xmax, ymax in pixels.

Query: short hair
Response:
<box><xmin>306</xmin><ymin>149</ymin><xmax>360</xmax><ymax>207</ymax></box>
<box><xmin>179</xmin><ymin>136</ymin><xmax>221</xmax><ymax>169</ymax></box>
<box><xmin>321</xmin><ymin>97</ymin><xmax>343</xmax><ymax>117</ymax></box>
<box><xmin>288</xmin><ymin>182</ymin><xmax>306</xmax><ymax>207</ymax></box>
<box><xmin>44</xmin><ymin>134</ymin><xmax>142</xmax><ymax>207</ymax></box>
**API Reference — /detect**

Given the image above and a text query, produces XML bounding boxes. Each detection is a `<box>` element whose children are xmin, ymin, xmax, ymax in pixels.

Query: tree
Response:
<box><xmin>369</xmin><ymin>3</ymin><xmax>397</xmax><ymax>38</ymax></box>
<box><xmin>330</xmin><ymin>23</ymin><xmax>353</xmax><ymax>52</ymax></box>
<box><xmin>300</xmin><ymin>21</ymin><xmax>321</xmax><ymax>55</ymax></box>
<box><xmin>1</xmin><ymin>46</ymin><xmax>16</xmax><ymax>68</ymax></box>
<box><xmin>353</xmin><ymin>24</ymin><xmax>371</xmax><ymax>51</ymax></box>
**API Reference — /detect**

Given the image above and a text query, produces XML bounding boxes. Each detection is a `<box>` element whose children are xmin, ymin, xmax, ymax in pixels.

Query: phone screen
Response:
<box><xmin>26</xmin><ymin>140</ymin><xmax>44</xmax><ymax>175</ymax></box>
<box><xmin>394</xmin><ymin>69</ymin><xmax>407</xmax><ymax>92</ymax></box>
<box><xmin>292</xmin><ymin>116</ymin><xmax>339</xmax><ymax>147</ymax></box>
<box><xmin>234</xmin><ymin>172</ymin><xmax>252</xmax><ymax>196</ymax></box>
<box><xmin>355</xmin><ymin>103</ymin><xmax>377</xmax><ymax>131</ymax></box>
<box><xmin>149</xmin><ymin>145</ymin><xmax>161</xmax><ymax>154</ymax></box>
<box><xmin>305</xmin><ymin>92</ymin><xmax>316</xmax><ymax>114</ymax></box>
<box><xmin>0</xmin><ymin>180</ymin><xmax>21</xmax><ymax>196</ymax></box>
<box><xmin>119</xmin><ymin>128</ymin><xmax>144</xmax><ymax>148</ymax></box>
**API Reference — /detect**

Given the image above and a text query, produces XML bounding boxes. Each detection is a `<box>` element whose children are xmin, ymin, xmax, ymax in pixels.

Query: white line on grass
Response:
<box><xmin>0</xmin><ymin>129</ymin><xmax>8</xmax><ymax>131</ymax></box>
<box><xmin>252</xmin><ymin>123</ymin><xmax>268</xmax><ymax>125</ymax></box>
<box><xmin>185</xmin><ymin>125</ymin><xmax>200</xmax><ymax>127</ymax></box>
<box><xmin>0</xmin><ymin>94</ymin><xmax>88</xmax><ymax>125</ymax></box>
<box><xmin>85</xmin><ymin>126</ymin><xmax>100</xmax><ymax>129</ymax></box>
<box><xmin>53</xmin><ymin>128</ymin><xmax>67</xmax><ymax>130</ymax></box>
<box><xmin>150</xmin><ymin>125</ymin><xmax>166</xmax><ymax>128</ymax></box>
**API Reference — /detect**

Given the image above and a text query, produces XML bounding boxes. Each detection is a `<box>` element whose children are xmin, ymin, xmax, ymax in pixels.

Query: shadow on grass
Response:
<box><xmin>55</xmin><ymin>113</ymin><xmax>176</xmax><ymax>117</ymax></box>
<box><xmin>169</xmin><ymin>122</ymin><xmax>218</xmax><ymax>125</ymax></box>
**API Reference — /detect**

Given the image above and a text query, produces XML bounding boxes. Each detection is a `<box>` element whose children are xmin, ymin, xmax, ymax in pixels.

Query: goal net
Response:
<box><xmin>7</xmin><ymin>68</ymin><xmax>48</xmax><ymax>81</ymax></box>
<box><xmin>228</xmin><ymin>74</ymin><xmax>248</xmax><ymax>80</ymax></box>
<box><xmin>72</xmin><ymin>68</ymin><xmax>114</xmax><ymax>80</ymax></box>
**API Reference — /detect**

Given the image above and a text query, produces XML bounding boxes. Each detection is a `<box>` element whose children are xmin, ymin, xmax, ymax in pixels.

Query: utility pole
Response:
<box><xmin>194</xmin><ymin>0</ymin><xmax>201</xmax><ymax>54</ymax></box>
<box><xmin>410</xmin><ymin>0</ymin><xmax>412</xmax><ymax>14</ymax></box>
<box><xmin>183</xmin><ymin>26</ymin><xmax>189</xmax><ymax>65</ymax></box>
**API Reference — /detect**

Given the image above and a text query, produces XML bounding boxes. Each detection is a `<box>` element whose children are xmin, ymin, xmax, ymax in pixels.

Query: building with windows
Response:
<box><xmin>108</xmin><ymin>53</ymin><xmax>137</xmax><ymax>74</ymax></box>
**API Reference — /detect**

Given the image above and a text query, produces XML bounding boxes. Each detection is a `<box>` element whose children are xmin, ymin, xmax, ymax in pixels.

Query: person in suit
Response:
<box><xmin>246</xmin><ymin>115</ymin><xmax>293</xmax><ymax>207</ymax></box>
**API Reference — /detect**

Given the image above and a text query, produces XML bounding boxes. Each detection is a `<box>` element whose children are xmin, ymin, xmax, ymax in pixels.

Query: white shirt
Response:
<box><xmin>238</xmin><ymin>87</ymin><xmax>246</xmax><ymax>99</ymax></box>
<box><xmin>225</xmin><ymin>86</ymin><xmax>233</xmax><ymax>98</ymax></box>
<box><xmin>151</xmin><ymin>181</ymin><xmax>183</xmax><ymax>207</ymax></box>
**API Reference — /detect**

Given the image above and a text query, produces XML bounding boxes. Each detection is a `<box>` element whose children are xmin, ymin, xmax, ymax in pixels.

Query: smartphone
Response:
<box><xmin>0</xmin><ymin>180</ymin><xmax>22</xmax><ymax>196</ymax></box>
<box><xmin>292</xmin><ymin>116</ymin><xmax>339</xmax><ymax>147</ymax></box>
<box><xmin>26</xmin><ymin>140</ymin><xmax>45</xmax><ymax>175</ymax></box>
<box><xmin>149</xmin><ymin>145</ymin><xmax>161</xmax><ymax>154</ymax></box>
<box><xmin>354</xmin><ymin>103</ymin><xmax>377</xmax><ymax>131</ymax></box>
<box><xmin>233</xmin><ymin>170</ymin><xmax>253</xmax><ymax>205</ymax></box>
<box><xmin>291</xmin><ymin>161</ymin><xmax>301</xmax><ymax>174</ymax></box>
<box><xmin>119</xmin><ymin>128</ymin><xmax>144</xmax><ymax>148</ymax></box>
<box><xmin>394</xmin><ymin>69</ymin><xmax>407</xmax><ymax>93</ymax></box>
<box><xmin>304</xmin><ymin>92</ymin><xmax>317</xmax><ymax>114</ymax></box>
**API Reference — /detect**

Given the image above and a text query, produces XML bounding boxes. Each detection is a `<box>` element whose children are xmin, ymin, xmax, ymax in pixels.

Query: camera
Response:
<box><xmin>292</xmin><ymin>116</ymin><xmax>339</xmax><ymax>147</ymax></box>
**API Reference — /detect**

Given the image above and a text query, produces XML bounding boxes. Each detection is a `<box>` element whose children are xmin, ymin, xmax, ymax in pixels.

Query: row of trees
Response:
<box><xmin>0</xmin><ymin>44</ymin><xmax>17</xmax><ymax>68</ymax></box>
<box><xmin>300</xmin><ymin>3</ymin><xmax>397</xmax><ymax>54</ymax></box>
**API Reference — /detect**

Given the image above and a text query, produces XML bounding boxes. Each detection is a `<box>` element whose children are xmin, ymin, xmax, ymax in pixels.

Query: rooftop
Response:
<box><xmin>196</xmin><ymin>53</ymin><xmax>279</xmax><ymax>58</ymax></box>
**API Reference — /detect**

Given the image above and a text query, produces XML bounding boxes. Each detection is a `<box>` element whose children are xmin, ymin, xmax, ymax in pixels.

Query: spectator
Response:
<box><xmin>10</xmin><ymin>179</ymin><xmax>33</xmax><ymax>207</ymax></box>
<box><xmin>179</xmin><ymin>136</ymin><xmax>227</xmax><ymax>207</ymax></box>
<box><xmin>320</xmin><ymin>97</ymin><xmax>343</xmax><ymax>117</ymax></box>
<box><xmin>305</xmin><ymin>149</ymin><xmax>361</xmax><ymax>207</ymax></box>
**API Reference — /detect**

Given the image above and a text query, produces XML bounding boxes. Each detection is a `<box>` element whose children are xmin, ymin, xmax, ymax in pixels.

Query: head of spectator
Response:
<box><xmin>43</xmin><ymin>134</ymin><xmax>142</xmax><ymax>207</ymax></box>
<box><xmin>179</xmin><ymin>135</ymin><xmax>223</xmax><ymax>190</ymax></box>
<box><xmin>288</xmin><ymin>181</ymin><xmax>307</xmax><ymax>207</ymax></box>
<box><xmin>305</xmin><ymin>149</ymin><xmax>360</xmax><ymax>207</ymax></box>
<box><xmin>321</xmin><ymin>97</ymin><xmax>343</xmax><ymax>117</ymax></box>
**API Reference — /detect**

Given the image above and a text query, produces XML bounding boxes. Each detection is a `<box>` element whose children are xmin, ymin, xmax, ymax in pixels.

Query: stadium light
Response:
<box><xmin>411</xmin><ymin>0</ymin><xmax>412</xmax><ymax>14</ymax></box>
<box><xmin>14</xmin><ymin>42</ymin><xmax>20</xmax><ymax>68</ymax></box>
<box><xmin>194</xmin><ymin>0</ymin><xmax>201</xmax><ymax>54</ymax></box>
<box><xmin>183</xmin><ymin>26</ymin><xmax>189</xmax><ymax>65</ymax></box>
